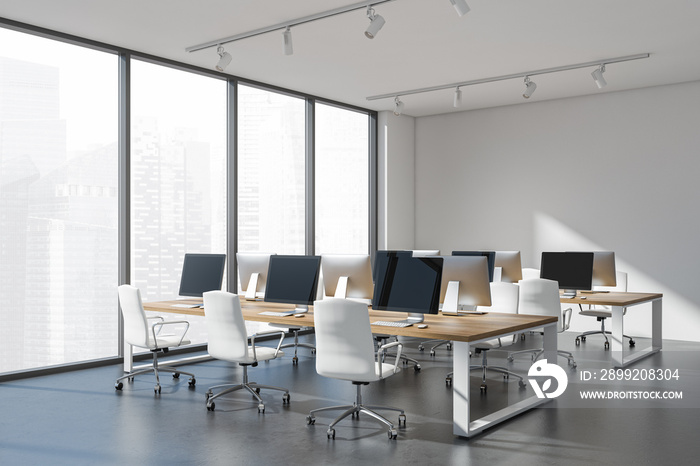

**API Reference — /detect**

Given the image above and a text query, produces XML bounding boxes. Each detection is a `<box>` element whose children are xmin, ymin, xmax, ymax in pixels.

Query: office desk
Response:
<box><xmin>142</xmin><ymin>299</ymin><xmax>558</xmax><ymax>438</ymax></box>
<box><xmin>561</xmin><ymin>291</ymin><xmax>663</xmax><ymax>368</ymax></box>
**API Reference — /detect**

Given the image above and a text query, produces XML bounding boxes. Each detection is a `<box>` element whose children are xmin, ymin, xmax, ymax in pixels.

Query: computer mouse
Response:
<box><xmin>417</xmin><ymin>324</ymin><xmax>428</xmax><ymax>329</ymax></box>
<box><xmin>294</xmin><ymin>313</ymin><xmax>306</xmax><ymax>318</ymax></box>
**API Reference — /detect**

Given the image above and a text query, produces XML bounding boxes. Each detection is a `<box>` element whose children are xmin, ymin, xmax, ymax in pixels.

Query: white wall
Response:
<box><xmin>412</xmin><ymin>81</ymin><xmax>700</xmax><ymax>342</ymax></box>
<box><xmin>378</xmin><ymin>111</ymin><xmax>415</xmax><ymax>250</ymax></box>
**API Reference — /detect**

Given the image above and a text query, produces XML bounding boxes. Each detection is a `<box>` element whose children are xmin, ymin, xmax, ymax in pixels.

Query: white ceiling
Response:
<box><xmin>2</xmin><ymin>0</ymin><xmax>700</xmax><ymax>117</ymax></box>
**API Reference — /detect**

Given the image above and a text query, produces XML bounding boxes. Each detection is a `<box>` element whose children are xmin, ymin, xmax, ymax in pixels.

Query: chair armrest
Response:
<box><xmin>249</xmin><ymin>330</ymin><xmax>286</xmax><ymax>360</ymax></box>
<box><xmin>562</xmin><ymin>307</ymin><xmax>573</xmax><ymax>331</ymax></box>
<box><xmin>377</xmin><ymin>341</ymin><xmax>403</xmax><ymax>378</ymax></box>
<box><xmin>151</xmin><ymin>320</ymin><xmax>190</xmax><ymax>347</ymax></box>
<box><xmin>146</xmin><ymin>316</ymin><xmax>164</xmax><ymax>334</ymax></box>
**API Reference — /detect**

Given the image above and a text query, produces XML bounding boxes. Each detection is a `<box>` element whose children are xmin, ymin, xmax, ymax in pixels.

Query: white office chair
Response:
<box><xmin>446</xmin><ymin>282</ymin><xmax>526</xmax><ymax>390</ymax></box>
<box><xmin>507</xmin><ymin>278</ymin><xmax>577</xmax><ymax>367</ymax></box>
<box><xmin>115</xmin><ymin>285</ymin><xmax>196</xmax><ymax>394</ymax></box>
<box><xmin>306</xmin><ymin>298</ymin><xmax>406</xmax><ymax>440</ymax></box>
<box><xmin>575</xmin><ymin>271</ymin><xmax>635</xmax><ymax>349</ymax></box>
<box><xmin>521</xmin><ymin>267</ymin><xmax>541</xmax><ymax>281</ymax></box>
<box><xmin>203</xmin><ymin>291</ymin><xmax>290</xmax><ymax>412</ymax></box>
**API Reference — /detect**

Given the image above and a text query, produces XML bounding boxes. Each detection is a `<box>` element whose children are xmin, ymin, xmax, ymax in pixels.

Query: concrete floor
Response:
<box><xmin>1</xmin><ymin>332</ymin><xmax>699</xmax><ymax>466</ymax></box>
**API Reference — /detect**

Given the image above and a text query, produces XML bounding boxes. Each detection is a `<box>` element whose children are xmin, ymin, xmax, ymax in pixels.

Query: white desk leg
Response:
<box><xmin>542</xmin><ymin>322</ymin><xmax>557</xmax><ymax>363</ymax></box>
<box><xmin>453</xmin><ymin>340</ymin><xmax>470</xmax><ymax>437</ymax></box>
<box><xmin>611</xmin><ymin>305</ymin><xmax>625</xmax><ymax>367</ymax></box>
<box><xmin>123</xmin><ymin>339</ymin><xmax>133</xmax><ymax>373</ymax></box>
<box><xmin>652</xmin><ymin>298</ymin><xmax>663</xmax><ymax>349</ymax></box>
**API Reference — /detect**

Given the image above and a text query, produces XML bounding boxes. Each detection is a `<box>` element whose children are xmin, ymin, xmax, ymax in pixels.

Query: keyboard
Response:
<box><xmin>372</xmin><ymin>321</ymin><xmax>413</xmax><ymax>328</ymax></box>
<box><xmin>259</xmin><ymin>311</ymin><xmax>295</xmax><ymax>317</ymax></box>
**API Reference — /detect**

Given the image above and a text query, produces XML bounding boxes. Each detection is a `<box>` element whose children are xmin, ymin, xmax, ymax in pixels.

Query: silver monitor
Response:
<box><xmin>237</xmin><ymin>253</ymin><xmax>274</xmax><ymax>300</ymax></box>
<box><xmin>412</xmin><ymin>249</ymin><xmax>440</xmax><ymax>257</ymax></box>
<box><xmin>495</xmin><ymin>251</ymin><xmax>522</xmax><ymax>283</ymax></box>
<box><xmin>439</xmin><ymin>256</ymin><xmax>492</xmax><ymax>315</ymax></box>
<box><xmin>591</xmin><ymin>251</ymin><xmax>617</xmax><ymax>287</ymax></box>
<box><xmin>321</xmin><ymin>254</ymin><xmax>374</xmax><ymax>300</ymax></box>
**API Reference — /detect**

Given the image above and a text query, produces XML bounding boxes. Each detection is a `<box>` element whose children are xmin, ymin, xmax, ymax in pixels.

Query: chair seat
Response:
<box><xmin>147</xmin><ymin>334</ymin><xmax>191</xmax><ymax>350</ymax></box>
<box><xmin>376</xmin><ymin>361</ymin><xmax>401</xmax><ymax>379</ymax></box>
<box><xmin>245</xmin><ymin>346</ymin><xmax>284</xmax><ymax>363</ymax></box>
<box><xmin>579</xmin><ymin>309</ymin><xmax>612</xmax><ymax>318</ymax></box>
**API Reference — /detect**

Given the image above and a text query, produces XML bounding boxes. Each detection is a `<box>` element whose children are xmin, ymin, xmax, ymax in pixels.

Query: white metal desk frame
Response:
<box><xmin>609</xmin><ymin>297</ymin><xmax>662</xmax><ymax>368</ymax></box>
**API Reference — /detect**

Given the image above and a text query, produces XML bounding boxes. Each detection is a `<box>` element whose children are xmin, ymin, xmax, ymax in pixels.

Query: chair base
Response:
<box><xmin>507</xmin><ymin>348</ymin><xmax>577</xmax><ymax>368</ymax></box>
<box><xmin>450</xmin><ymin>349</ymin><xmax>527</xmax><ymax>390</ymax></box>
<box><xmin>279</xmin><ymin>328</ymin><xmax>316</xmax><ymax>365</ymax></box>
<box><xmin>575</xmin><ymin>329</ymin><xmax>635</xmax><ymax>349</ymax></box>
<box><xmin>205</xmin><ymin>364</ymin><xmax>289</xmax><ymax>412</ymax></box>
<box><xmin>307</xmin><ymin>383</ymin><xmax>405</xmax><ymax>440</ymax></box>
<box><xmin>418</xmin><ymin>339</ymin><xmax>452</xmax><ymax>356</ymax></box>
<box><xmin>115</xmin><ymin>349</ymin><xmax>196</xmax><ymax>394</ymax></box>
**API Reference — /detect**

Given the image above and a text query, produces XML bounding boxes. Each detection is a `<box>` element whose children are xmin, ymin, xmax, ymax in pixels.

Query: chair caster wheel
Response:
<box><xmin>629</xmin><ymin>340</ymin><xmax>636</xmax><ymax>347</ymax></box>
<box><xmin>283</xmin><ymin>393</ymin><xmax>290</xmax><ymax>405</ymax></box>
<box><xmin>115</xmin><ymin>382</ymin><xmax>123</xmax><ymax>391</ymax></box>
<box><xmin>414</xmin><ymin>364</ymin><xmax>421</xmax><ymax>372</ymax></box>
<box><xmin>581</xmin><ymin>336</ymin><xmax>586</xmax><ymax>342</ymax></box>
<box><xmin>388</xmin><ymin>429</ymin><xmax>397</xmax><ymax>439</ymax></box>
<box><xmin>445</xmin><ymin>377</ymin><xmax>452</xmax><ymax>386</ymax></box>
<box><xmin>172</xmin><ymin>372</ymin><xmax>180</xmax><ymax>379</ymax></box>
<box><xmin>154</xmin><ymin>385</ymin><xmax>161</xmax><ymax>394</ymax></box>
<box><xmin>507</xmin><ymin>356</ymin><xmax>514</xmax><ymax>362</ymax></box>
<box><xmin>292</xmin><ymin>357</ymin><xmax>298</xmax><ymax>365</ymax></box>
<box><xmin>311</xmin><ymin>348</ymin><xmax>316</xmax><ymax>355</ymax></box>
<box><xmin>206</xmin><ymin>401</ymin><xmax>216</xmax><ymax>411</ymax></box>
<box><xmin>188</xmin><ymin>377</ymin><xmax>196</xmax><ymax>387</ymax></box>
<box><xmin>604</xmin><ymin>341</ymin><xmax>610</xmax><ymax>350</ymax></box>
<box><xmin>503</xmin><ymin>374</ymin><xmax>509</xmax><ymax>380</ymax></box>
<box><xmin>418</xmin><ymin>345</ymin><xmax>424</xmax><ymax>351</ymax></box>
<box><xmin>258</xmin><ymin>403</ymin><xmax>265</xmax><ymax>413</ymax></box>
<box><xmin>398</xmin><ymin>414</ymin><xmax>406</xmax><ymax>426</ymax></box>
<box><xmin>327</xmin><ymin>428</ymin><xmax>335</xmax><ymax>439</ymax></box>
<box><xmin>480</xmin><ymin>384</ymin><xmax>487</xmax><ymax>392</ymax></box>
<box><xmin>446</xmin><ymin>343</ymin><xmax>452</xmax><ymax>350</ymax></box>
<box><xmin>306</xmin><ymin>415</ymin><xmax>315</xmax><ymax>425</ymax></box>
<box><xmin>575</xmin><ymin>337</ymin><xmax>581</xmax><ymax>346</ymax></box>
<box><xmin>518</xmin><ymin>380</ymin><xmax>527</xmax><ymax>389</ymax></box>
<box><xmin>429</xmin><ymin>350</ymin><xmax>435</xmax><ymax>357</ymax></box>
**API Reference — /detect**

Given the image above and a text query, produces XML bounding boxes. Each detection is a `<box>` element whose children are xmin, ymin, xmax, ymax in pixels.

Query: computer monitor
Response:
<box><xmin>237</xmin><ymin>253</ymin><xmax>274</xmax><ymax>300</ymax></box>
<box><xmin>178</xmin><ymin>253</ymin><xmax>227</xmax><ymax>297</ymax></box>
<box><xmin>264</xmin><ymin>255</ymin><xmax>322</xmax><ymax>313</ymax></box>
<box><xmin>321</xmin><ymin>254</ymin><xmax>374</xmax><ymax>300</ymax></box>
<box><xmin>495</xmin><ymin>251</ymin><xmax>523</xmax><ymax>283</ymax></box>
<box><xmin>591</xmin><ymin>251</ymin><xmax>617</xmax><ymax>287</ymax></box>
<box><xmin>439</xmin><ymin>256</ymin><xmax>492</xmax><ymax>315</ymax></box>
<box><xmin>372</xmin><ymin>250</ymin><xmax>412</xmax><ymax>283</ymax></box>
<box><xmin>412</xmin><ymin>249</ymin><xmax>440</xmax><ymax>257</ymax></box>
<box><xmin>451</xmin><ymin>251</ymin><xmax>496</xmax><ymax>282</ymax></box>
<box><xmin>372</xmin><ymin>255</ymin><xmax>443</xmax><ymax>324</ymax></box>
<box><xmin>540</xmin><ymin>252</ymin><xmax>595</xmax><ymax>298</ymax></box>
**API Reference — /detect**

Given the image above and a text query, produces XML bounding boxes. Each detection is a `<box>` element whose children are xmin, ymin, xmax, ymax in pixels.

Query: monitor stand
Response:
<box><xmin>294</xmin><ymin>305</ymin><xmax>309</xmax><ymax>314</ymax></box>
<box><xmin>561</xmin><ymin>289</ymin><xmax>577</xmax><ymax>298</ymax></box>
<box><xmin>245</xmin><ymin>273</ymin><xmax>261</xmax><ymax>301</ymax></box>
<box><xmin>392</xmin><ymin>312</ymin><xmax>424</xmax><ymax>325</ymax></box>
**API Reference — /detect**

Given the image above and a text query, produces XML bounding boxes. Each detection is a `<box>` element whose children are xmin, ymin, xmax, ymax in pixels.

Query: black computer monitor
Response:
<box><xmin>178</xmin><ymin>253</ymin><xmax>227</xmax><ymax>297</ymax></box>
<box><xmin>540</xmin><ymin>252</ymin><xmax>594</xmax><ymax>298</ymax></box>
<box><xmin>372</xmin><ymin>250</ymin><xmax>412</xmax><ymax>283</ymax></box>
<box><xmin>372</xmin><ymin>255</ymin><xmax>443</xmax><ymax>324</ymax></box>
<box><xmin>451</xmin><ymin>251</ymin><xmax>496</xmax><ymax>282</ymax></box>
<box><xmin>264</xmin><ymin>255</ymin><xmax>321</xmax><ymax>313</ymax></box>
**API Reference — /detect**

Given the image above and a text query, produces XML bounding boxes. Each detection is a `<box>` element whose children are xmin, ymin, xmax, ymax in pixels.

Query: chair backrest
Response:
<box><xmin>480</xmin><ymin>282</ymin><xmax>519</xmax><ymax>315</ymax></box>
<box><xmin>118</xmin><ymin>284</ymin><xmax>150</xmax><ymax>348</ymax></box>
<box><xmin>203</xmin><ymin>291</ymin><xmax>249</xmax><ymax>362</ymax></box>
<box><xmin>313</xmin><ymin>298</ymin><xmax>378</xmax><ymax>382</ymax></box>
<box><xmin>518</xmin><ymin>278</ymin><xmax>564</xmax><ymax>331</ymax></box>
<box><xmin>521</xmin><ymin>268</ymin><xmax>541</xmax><ymax>281</ymax></box>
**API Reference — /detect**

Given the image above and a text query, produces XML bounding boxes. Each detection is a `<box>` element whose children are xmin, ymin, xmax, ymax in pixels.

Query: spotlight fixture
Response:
<box><xmin>215</xmin><ymin>45</ymin><xmax>232</xmax><ymax>71</ymax></box>
<box><xmin>522</xmin><ymin>76</ymin><xmax>537</xmax><ymax>99</ymax></box>
<box><xmin>283</xmin><ymin>27</ymin><xmax>293</xmax><ymax>55</ymax></box>
<box><xmin>591</xmin><ymin>64</ymin><xmax>607</xmax><ymax>89</ymax></box>
<box><xmin>449</xmin><ymin>0</ymin><xmax>470</xmax><ymax>17</ymax></box>
<box><xmin>393</xmin><ymin>96</ymin><xmax>404</xmax><ymax>116</ymax></box>
<box><xmin>453</xmin><ymin>87</ymin><xmax>462</xmax><ymax>108</ymax></box>
<box><xmin>365</xmin><ymin>6</ymin><xmax>386</xmax><ymax>39</ymax></box>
